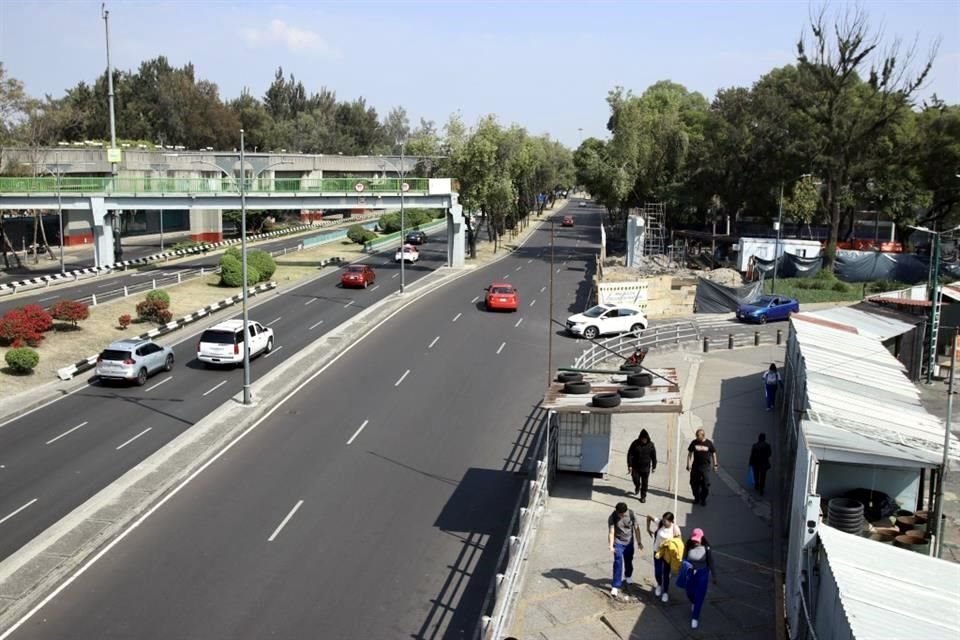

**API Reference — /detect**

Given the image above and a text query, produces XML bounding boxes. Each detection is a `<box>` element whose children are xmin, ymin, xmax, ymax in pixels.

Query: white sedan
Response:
<box><xmin>395</xmin><ymin>244</ymin><xmax>420</xmax><ymax>263</ymax></box>
<box><xmin>565</xmin><ymin>303</ymin><xmax>648</xmax><ymax>340</ymax></box>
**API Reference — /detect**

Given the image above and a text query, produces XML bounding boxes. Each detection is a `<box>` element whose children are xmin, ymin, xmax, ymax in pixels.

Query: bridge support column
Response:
<box><xmin>189</xmin><ymin>208</ymin><xmax>223</xmax><ymax>243</ymax></box>
<box><xmin>63</xmin><ymin>210</ymin><xmax>94</xmax><ymax>246</ymax></box>
<box><xmin>447</xmin><ymin>202</ymin><xmax>465</xmax><ymax>268</ymax></box>
<box><xmin>90</xmin><ymin>197</ymin><xmax>115</xmax><ymax>268</ymax></box>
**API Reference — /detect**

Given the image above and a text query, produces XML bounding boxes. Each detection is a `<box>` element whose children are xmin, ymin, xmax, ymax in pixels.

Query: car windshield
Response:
<box><xmin>201</xmin><ymin>330</ymin><xmax>236</xmax><ymax>344</ymax></box>
<box><xmin>755</xmin><ymin>296</ymin><xmax>778</xmax><ymax>305</ymax></box>
<box><xmin>100</xmin><ymin>349</ymin><xmax>132</xmax><ymax>361</ymax></box>
<box><xmin>582</xmin><ymin>305</ymin><xmax>609</xmax><ymax>318</ymax></box>
<box><xmin>491</xmin><ymin>287</ymin><xmax>513</xmax><ymax>295</ymax></box>
<box><xmin>346</xmin><ymin>266</ymin><xmax>365</xmax><ymax>273</ymax></box>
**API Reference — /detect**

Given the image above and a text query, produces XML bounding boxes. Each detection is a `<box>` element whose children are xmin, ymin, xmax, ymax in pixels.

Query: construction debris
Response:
<box><xmin>601</xmin><ymin>257</ymin><xmax>744</xmax><ymax>287</ymax></box>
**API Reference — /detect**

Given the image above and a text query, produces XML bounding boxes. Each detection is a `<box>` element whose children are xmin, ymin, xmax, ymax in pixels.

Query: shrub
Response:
<box><xmin>50</xmin><ymin>300</ymin><xmax>90</xmax><ymax>327</ymax></box>
<box><xmin>0</xmin><ymin>305</ymin><xmax>54</xmax><ymax>347</ymax></box>
<box><xmin>831</xmin><ymin>281</ymin><xmax>850</xmax><ymax>292</ymax></box>
<box><xmin>347</xmin><ymin>224</ymin><xmax>377</xmax><ymax>245</ymax></box>
<box><xmin>378</xmin><ymin>210</ymin><xmax>434</xmax><ymax>234</ymax></box>
<box><xmin>225</xmin><ymin>246</ymin><xmax>242</xmax><ymax>260</ymax></box>
<box><xmin>136</xmin><ymin>299</ymin><xmax>173</xmax><ymax>325</ymax></box>
<box><xmin>219</xmin><ymin>254</ymin><xmax>260</xmax><ymax>287</ymax></box>
<box><xmin>171</xmin><ymin>240</ymin><xmax>203</xmax><ymax>252</ymax></box>
<box><xmin>145</xmin><ymin>289</ymin><xmax>171</xmax><ymax>307</ymax></box>
<box><xmin>247</xmin><ymin>250</ymin><xmax>277</xmax><ymax>280</ymax></box>
<box><xmin>813</xmin><ymin>269</ymin><xmax>837</xmax><ymax>282</ymax></box>
<box><xmin>118</xmin><ymin>314</ymin><xmax>132</xmax><ymax>329</ymax></box>
<box><xmin>5</xmin><ymin>347</ymin><xmax>39</xmax><ymax>374</ymax></box>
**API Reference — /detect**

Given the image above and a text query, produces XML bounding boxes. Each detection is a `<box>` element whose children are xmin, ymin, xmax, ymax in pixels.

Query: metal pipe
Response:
<box><xmin>399</xmin><ymin>140</ymin><xmax>406</xmax><ymax>295</ymax></box>
<box><xmin>101</xmin><ymin>4</ymin><xmax>117</xmax><ymax>158</ymax></box>
<box><xmin>240</xmin><ymin>129</ymin><xmax>252</xmax><ymax>405</ymax></box>
<box><xmin>547</xmin><ymin>220</ymin><xmax>555</xmax><ymax>385</ymax></box>
<box><xmin>932</xmin><ymin>325</ymin><xmax>957</xmax><ymax>557</ymax></box>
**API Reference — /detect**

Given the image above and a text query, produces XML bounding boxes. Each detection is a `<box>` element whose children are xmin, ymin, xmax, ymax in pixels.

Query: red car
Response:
<box><xmin>561</xmin><ymin>215</ymin><xmax>575</xmax><ymax>227</ymax></box>
<box><xmin>485</xmin><ymin>282</ymin><xmax>519</xmax><ymax>312</ymax></box>
<box><xmin>341</xmin><ymin>264</ymin><xmax>376</xmax><ymax>288</ymax></box>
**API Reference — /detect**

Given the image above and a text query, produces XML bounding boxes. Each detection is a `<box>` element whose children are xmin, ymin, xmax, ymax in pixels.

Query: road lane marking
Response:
<box><xmin>371</xmin><ymin>285</ymin><xmax>380</xmax><ymax>291</ymax></box>
<box><xmin>267</xmin><ymin>500</ymin><xmax>304</xmax><ymax>542</ymax></box>
<box><xmin>515</xmin><ymin>318</ymin><xmax>523</xmax><ymax>327</ymax></box>
<box><xmin>394</xmin><ymin>369</ymin><xmax>410</xmax><ymax>387</ymax></box>
<box><xmin>38</xmin><ymin>295</ymin><xmax>59</xmax><ymax>302</ymax></box>
<box><xmin>503</xmin><ymin>274</ymin><xmax>510</xmax><ymax>279</ymax></box>
<box><xmin>515</xmin><ymin>266</ymin><xmax>522</xmax><ymax>271</ymax></box>
<box><xmin>97</xmin><ymin>283</ymin><xmax>114</xmax><ymax>289</ymax></box>
<box><xmin>392</xmin><ymin>273</ymin><xmax>399</xmax><ymax>278</ymax></box>
<box><xmin>45</xmin><ymin>421</ymin><xmax>89</xmax><ymax>445</ymax></box>
<box><xmin>346</xmin><ymin>419</ymin><xmax>369</xmax><ymax>446</ymax></box>
<box><xmin>527</xmin><ymin>259</ymin><xmax>533</xmax><ymax>264</ymax></box>
<box><xmin>264</xmin><ymin>345</ymin><xmax>283</xmax><ymax>358</ymax></box>
<box><xmin>304</xmin><ymin>298</ymin><xmax>316</xmax><ymax>306</ymax></box>
<box><xmin>116</xmin><ymin>428</ymin><xmax>152</xmax><ymax>451</ymax></box>
<box><xmin>428</xmin><ymin>336</ymin><xmax>439</xmax><ymax>349</ymax></box>
<box><xmin>0</xmin><ymin>499</ymin><xmax>38</xmax><ymax>527</ymax></box>
<box><xmin>309</xmin><ymin>320</ymin><xmax>324</xmax><ymax>330</ymax></box>
<box><xmin>145</xmin><ymin>376</ymin><xmax>172</xmax><ymax>392</ymax></box>
<box><xmin>496</xmin><ymin>342</ymin><xmax>506</xmax><ymax>355</ymax></box>
<box><xmin>529</xmin><ymin>299</ymin><xmax>536</xmax><ymax>307</ymax></box>
<box><xmin>471</xmin><ymin>296</ymin><xmax>480</xmax><ymax>304</ymax></box>
<box><xmin>452</xmin><ymin>312</ymin><xmax>462</xmax><ymax>322</ymax></box>
<box><xmin>556</xmin><ymin>268</ymin><xmax>561</xmax><ymax>273</ymax></box>
<box><xmin>344</xmin><ymin>300</ymin><xmax>355</xmax><ymax>308</ymax></box>
<box><xmin>202</xmin><ymin>380</ymin><xmax>227</xmax><ymax>396</ymax></box>
<box><xmin>539</xmin><ymin>286</ymin><xmax>546</xmax><ymax>293</ymax></box>
<box><xmin>267</xmin><ymin>317</ymin><xmax>282</xmax><ymax>325</ymax></box>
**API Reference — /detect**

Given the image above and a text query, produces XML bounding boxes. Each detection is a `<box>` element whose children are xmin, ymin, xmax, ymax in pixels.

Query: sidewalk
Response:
<box><xmin>508</xmin><ymin>345</ymin><xmax>786</xmax><ymax>639</ymax></box>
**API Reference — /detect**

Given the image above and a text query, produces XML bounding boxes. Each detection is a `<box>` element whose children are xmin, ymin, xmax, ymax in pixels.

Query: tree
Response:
<box><xmin>50</xmin><ymin>299</ymin><xmax>90</xmax><ymax>327</ymax></box>
<box><xmin>796</xmin><ymin>4</ymin><xmax>936</xmax><ymax>268</ymax></box>
<box><xmin>782</xmin><ymin>175</ymin><xmax>824</xmax><ymax>238</ymax></box>
<box><xmin>382</xmin><ymin>106</ymin><xmax>410</xmax><ymax>153</ymax></box>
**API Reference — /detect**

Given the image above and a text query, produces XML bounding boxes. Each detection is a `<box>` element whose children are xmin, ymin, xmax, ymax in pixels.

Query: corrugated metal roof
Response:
<box><xmin>801</xmin><ymin>306</ymin><xmax>915</xmax><ymax>341</ymax></box>
<box><xmin>792</xmin><ymin>314</ymin><xmax>960</xmax><ymax>462</ymax></box>
<box><xmin>802</xmin><ymin>419</ymin><xmax>939</xmax><ymax>466</ymax></box>
<box><xmin>818</xmin><ymin>525</ymin><xmax>960</xmax><ymax>638</ymax></box>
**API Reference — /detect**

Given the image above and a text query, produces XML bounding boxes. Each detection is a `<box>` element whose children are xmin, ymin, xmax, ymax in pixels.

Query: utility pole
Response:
<box><xmin>932</xmin><ymin>326</ymin><xmax>957</xmax><ymax>557</ymax></box>
<box><xmin>399</xmin><ymin>139</ymin><xmax>406</xmax><ymax>295</ymax></box>
<box><xmin>55</xmin><ymin>151</ymin><xmax>64</xmax><ymax>274</ymax></box>
<box><xmin>102</xmin><ymin>3</ymin><xmax>117</xmax><ymax>160</ymax></box>
<box><xmin>239</xmin><ymin>129</ymin><xmax>252</xmax><ymax>406</ymax></box>
<box><xmin>547</xmin><ymin>221</ymin><xmax>555</xmax><ymax>386</ymax></box>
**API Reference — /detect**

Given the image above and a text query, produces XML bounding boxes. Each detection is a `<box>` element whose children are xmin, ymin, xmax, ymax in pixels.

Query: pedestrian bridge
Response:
<box><xmin>0</xmin><ymin>176</ymin><xmax>464</xmax><ymax>267</ymax></box>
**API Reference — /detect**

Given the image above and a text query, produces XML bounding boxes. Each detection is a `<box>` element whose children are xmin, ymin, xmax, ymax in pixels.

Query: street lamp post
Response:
<box><xmin>399</xmin><ymin>139</ymin><xmax>406</xmax><ymax>295</ymax></box>
<box><xmin>239</xmin><ymin>130</ymin><xmax>252</xmax><ymax>405</ymax></box>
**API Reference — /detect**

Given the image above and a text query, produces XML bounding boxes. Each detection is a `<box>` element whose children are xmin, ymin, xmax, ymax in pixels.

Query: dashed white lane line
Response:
<box><xmin>304</xmin><ymin>298</ymin><xmax>316</xmax><ymax>306</ymax></box>
<box><xmin>0</xmin><ymin>499</ymin><xmax>37</xmax><ymax>526</ymax></box>
<box><xmin>202</xmin><ymin>380</ymin><xmax>227</xmax><ymax>397</ymax></box>
<box><xmin>264</xmin><ymin>345</ymin><xmax>283</xmax><ymax>358</ymax></box>
<box><xmin>344</xmin><ymin>300</ymin><xmax>355</xmax><ymax>308</ymax></box>
<box><xmin>515</xmin><ymin>318</ymin><xmax>523</xmax><ymax>327</ymax></box>
<box><xmin>370</xmin><ymin>285</ymin><xmax>380</xmax><ymax>291</ymax></box>
<box><xmin>37</xmin><ymin>295</ymin><xmax>59</xmax><ymax>302</ymax></box>
<box><xmin>392</xmin><ymin>273</ymin><xmax>399</xmax><ymax>278</ymax></box>
<box><xmin>394</xmin><ymin>369</ymin><xmax>411</xmax><ymax>387</ymax></box>
<box><xmin>346</xmin><ymin>419</ymin><xmax>369</xmax><ymax>446</ymax></box>
<box><xmin>267</xmin><ymin>317</ymin><xmax>282</xmax><ymax>326</ymax></box>
<box><xmin>267</xmin><ymin>499</ymin><xmax>304</xmax><ymax>542</ymax></box>
<box><xmin>503</xmin><ymin>274</ymin><xmax>511</xmax><ymax>279</ymax></box>
<box><xmin>428</xmin><ymin>336</ymin><xmax>440</xmax><ymax>349</ymax></box>
<box><xmin>309</xmin><ymin>320</ymin><xmax>325</xmax><ymax>330</ymax></box>
<box><xmin>515</xmin><ymin>266</ymin><xmax>522</xmax><ymax>271</ymax></box>
<box><xmin>471</xmin><ymin>296</ymin><xmax>480</xmax><ymax>304</ymax></box>
<box><xmin>145</xmin><ymin>376</ymin><xmax>172</xmax><ymax>392</ymax></box>
<box><xmin>539</xmin><ymin>286</ymin><xmax>546</xmax><ymax>293</ymax></box>
<box><xmin>116</xmin><ymin>428</ymin><xmax>152</xmax><ymax>451</ymax></box>
<box><xmin>556</xmin><ymin>268</ymin><xmax>561</xmax><ymax>273</ymax></box>
<box><xmin>496</xmin><ymin>342</ymin><xmax>506</xmax><ymax>355</ymax></box>
<box><xmin>452</xmin><ymin>312</ymin><xmax>462</xmax><ymax>322</ymax></box>
<box><xmin>527</xmin><ymin>259</ymin><xmax>533</xmax><ymax>264</ymax></box>
<box><xmin>529</xmin><ymin>299</ymin><xmax>536</xmax><ymax>307</ymax></box>
<box><xmin>97</xmin><ymin>283</ymin><xmax>114</xmax><ymax>289</ymax></box>
<box><xmin>45</xmin><ymin>421</ymin><xmax>89</xmax><ymax>445</ymax></box>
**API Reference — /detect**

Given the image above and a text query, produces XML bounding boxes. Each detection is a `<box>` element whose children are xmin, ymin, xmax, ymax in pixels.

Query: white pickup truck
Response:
<box><xmin>395</xmin><ymin>244</ymin><xmax>420</xmax><ymax>263</ymax></box>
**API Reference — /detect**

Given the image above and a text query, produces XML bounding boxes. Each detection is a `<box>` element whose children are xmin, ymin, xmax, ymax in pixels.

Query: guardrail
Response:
<box><xmin>0</xmin><ymin>176</ymin><xmax>431</xmax><ymax>195</ymax></box>
<box><xmin>573</xmin><ymin>321</ymin><xmax>701</xmax><ymax>370</ymax></box>
<box><xmin>364</xmin><ymin>219</ymin><xmax>446</xmax><ymax>252</ymax></box>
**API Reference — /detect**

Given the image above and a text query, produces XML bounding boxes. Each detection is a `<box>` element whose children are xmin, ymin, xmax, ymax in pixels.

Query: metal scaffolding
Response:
<box><xmin>642</xmin><ymin>201</ymin><xmax>666</xmax><ymax>256</ymax></box>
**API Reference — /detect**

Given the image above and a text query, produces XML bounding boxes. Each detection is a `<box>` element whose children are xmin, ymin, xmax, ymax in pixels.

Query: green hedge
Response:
<box><xmin>5</xmin><ymin>347</ymin><xmax>39</xmax><ymax>374</ymax></box>
<box><xmin>219</xmin><ymin>254</ymin><xmax>261</xmax><ymax>287</ymax></box>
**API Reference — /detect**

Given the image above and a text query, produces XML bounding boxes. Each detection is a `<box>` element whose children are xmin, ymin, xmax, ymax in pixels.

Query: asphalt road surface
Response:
<box><xmin>0</xmin><ymin>235</ymin><xmax>449</xmax><ymax>564</ymax></box>
<box><xmin>1</xmin><ymin>203</ymin><xmax>595</xmax><ymax>639</ymax></box>
<box><xmin>0</xmin><ymin>226</ymin><xmax>346</xmax><ymax>315</ymax></box>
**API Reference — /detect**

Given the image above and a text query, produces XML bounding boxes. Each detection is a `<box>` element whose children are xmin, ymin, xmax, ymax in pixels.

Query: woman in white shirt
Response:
<box><xmin>645</xmin><ymin>511</ymin><xmax>682</xmax><ymax>602</ymax></box>
<box><xmin>762</xmin><ymin>363</ymin><xmax>782</xmax><ymax>411</ymax></box>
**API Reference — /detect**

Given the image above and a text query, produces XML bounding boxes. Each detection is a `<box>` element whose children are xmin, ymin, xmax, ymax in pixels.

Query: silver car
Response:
<box><xmin>95</xmin><ymin>339</ymin><xmax>174</xmax><ymax>385</ymax></box>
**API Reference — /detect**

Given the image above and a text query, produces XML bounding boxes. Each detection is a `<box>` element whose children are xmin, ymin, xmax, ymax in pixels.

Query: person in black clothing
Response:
<box><xmin>627</xmin><ymin>429</ymin><xmax>657</xmax><ymax>502</ymax></box>
<box><xmin>686</xmin><ymin>429</ymin><xmax>718</xmax><ymax>506</ymax></box>
<box><xmin>749</xmin><ymin>433</ymin><xmax>772</xmax><ymax>494</ymax></box>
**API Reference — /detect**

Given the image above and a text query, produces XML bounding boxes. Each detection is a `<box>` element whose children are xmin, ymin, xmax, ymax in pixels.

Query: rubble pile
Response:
<box><xmin>600</xmin><ymin>259</ymin><xmax>744</xmax><ymax>286</ymax></box>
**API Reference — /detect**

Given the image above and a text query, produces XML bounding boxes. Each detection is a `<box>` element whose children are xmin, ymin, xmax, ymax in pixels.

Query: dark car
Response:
<box><xmin>340</xmin><ymin>264</ymin><xmax>376</xmax><ymax>289</ymax></box>
<box><xmin>736</xmin><ymin>295</ymin><xmax>800</xmax><ymax>323</ymax></box>
<box><xmin>405</xmin><ymin>231</ymin><xmax>428</xmax><ymax>245</ymax></box>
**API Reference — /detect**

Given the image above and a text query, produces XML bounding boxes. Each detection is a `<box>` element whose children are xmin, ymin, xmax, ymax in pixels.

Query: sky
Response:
<box><xmin>1</xmin><ymin>0</ymin><xmax>958</xmax><ymax>148</ymax></box>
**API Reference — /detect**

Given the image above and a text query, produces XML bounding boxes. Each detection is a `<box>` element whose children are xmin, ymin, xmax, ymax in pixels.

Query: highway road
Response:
<box><xmin>1</xmin><ymin>202</ymin><xmax>595</xmax><ymax>639</ymax></box>
<box><xmin>0</xmin><ymin>223</ymin><xmax>355</xmax><ymax>315</ymax></box>
<box><xmin>0</xmin><ymin>234</ymin><xmax>450</xmax><ymax>564</ymax></box>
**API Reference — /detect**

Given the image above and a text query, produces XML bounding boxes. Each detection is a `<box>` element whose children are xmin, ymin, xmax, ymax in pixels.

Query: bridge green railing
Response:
<box><xmin>0</xmin><ymin>176</ymin><xmax>432</xmax><ymax>195</ymax></box>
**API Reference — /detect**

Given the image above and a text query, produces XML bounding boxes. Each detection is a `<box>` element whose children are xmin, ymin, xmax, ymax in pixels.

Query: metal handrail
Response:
<box><xmin>572</xmin><ymin>321</ymin><xmax>700</xmax><ymax>370</ymax></box>
<box><xmin>0</xmin><ymin>176</ymin><xmax>432</xmax><ymax>195</ymax></box>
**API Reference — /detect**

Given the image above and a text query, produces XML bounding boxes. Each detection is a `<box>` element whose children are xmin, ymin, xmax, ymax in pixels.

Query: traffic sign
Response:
<box><xmin>354</xmin><ymin>182</ymin><xmax>365</xmax><ymax>192</ymax></box>
<box><xmin>401</xmin><ymin>182</ymin><xmax>410</xmax><ymax>192</ymax></box>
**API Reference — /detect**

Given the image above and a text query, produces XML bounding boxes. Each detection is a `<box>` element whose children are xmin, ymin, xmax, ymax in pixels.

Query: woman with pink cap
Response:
<box><xmin>681</xmin><ymin>528</ymin><xmax>717</xmax><ymax>630</ymax></box>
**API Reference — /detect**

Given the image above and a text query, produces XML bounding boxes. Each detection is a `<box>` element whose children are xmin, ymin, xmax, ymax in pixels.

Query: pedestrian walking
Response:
<box><xmin>681</xmin><ymin>528</ymin><xmax>717</xmax><ymax>630</ymax></box>
<box><xmin>762</xmin><ymin>363</ymin><xmax>782</xmax><ymax>410</ymax></box>
<box><xmin>646</xmin><ymin>511</ymin><xmax>683</xmax><ymax>602</ymax></box>
<box><xmin>686</xmin><ymin>429</ymin><xmax>719</xmax><ymax>506</ymax></box>
<box><xmin>627</xmin><ymin>429</ymin><xmax>657</xmax><ymax>503</ymax></box>
<box><xmin>608</xmin><ymin>502</ymin><xmax>643</xmax><ymax>599</ymax></box>
<box><xmin>749</xmin><ymin>433</ymin><xmax>772</xmax><ymax>495</ymax></box>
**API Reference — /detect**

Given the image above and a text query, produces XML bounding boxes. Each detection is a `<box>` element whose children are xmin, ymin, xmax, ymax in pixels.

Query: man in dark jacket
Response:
<box><xmin>627</xmin><ymin>429</ymin><xmax>657</xmax><ymax>502</ymax></box>
<box><xmin>749</xmin><ymin>433</ymin><xmax>772</xmax><ymax>495</ymax></box>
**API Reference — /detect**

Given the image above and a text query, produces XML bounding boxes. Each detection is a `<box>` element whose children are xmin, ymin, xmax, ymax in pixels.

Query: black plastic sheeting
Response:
<box><xmin>695</xmin><ymin>278</ymin><xmax>764</xmax><ymax>313</ymax></box>
<box><xmin>835</xmin><ymin>251</ymin><xmax>929</xmax><ymax>284</ymax></box>
<box><xmin>754</xmin><ymin>254</ymin><xmax>823</xmax><ymax>278</ymax></box>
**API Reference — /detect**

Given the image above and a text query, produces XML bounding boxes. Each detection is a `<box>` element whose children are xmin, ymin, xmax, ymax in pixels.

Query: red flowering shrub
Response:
<box><xmin>50</xmin><ymin>300</ymin><xmax>90</xmax><ymax>327</ymax></box>
<box><xmin>0</xmin><ymin>304</ymin><xmax>54</xmax><ymax>347</ymax></box>
<box><xmin>118</xmin><ymin>314</ymin><xmax>132</xmax><ymax>329</ymax></box>
<box><xmin>135</xmin><ymin>299</ymin><xmax>172</xmax><ymax>325</ymax></box>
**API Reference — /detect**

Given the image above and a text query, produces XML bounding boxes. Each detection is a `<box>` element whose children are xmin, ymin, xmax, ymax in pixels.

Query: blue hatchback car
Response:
<box><xmin>736</xmin><ymin>295</ymin><xmax>800</xmax><ymax>323</ymax></box>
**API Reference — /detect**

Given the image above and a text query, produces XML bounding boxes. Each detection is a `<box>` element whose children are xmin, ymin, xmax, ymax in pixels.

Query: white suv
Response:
<box><xmin>96</xmin><ymin>339</ymin><xmax>174</xmax><ymax>385</ymax></box>
<box><xmin>566</xmin><ymin>303</ymin><xmax>648</xmax><ymax>340</ymax></box>
<box><xmin>197</xmin><ymin>319</ymin><xmax>274</xmax><ymax>366</ymax></box>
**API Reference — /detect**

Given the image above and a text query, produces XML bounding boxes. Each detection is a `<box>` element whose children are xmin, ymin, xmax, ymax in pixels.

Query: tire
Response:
<box><xmin>583</xmin><ymin>326</ymin><xmax>599</xmax><ymax>340</ymax></box>
<box><xmin>619</xmin><ymin>386</ymin><xmax>646</xmax><ymax>399</ymax></box>
<box><xmin>759</xmin><ymin>314</ymin><xmax>767</xmax><ymax>324</ymax></box>
<box><xmin>627</xmin><ymin>372</ymin><xmax>653</xmax><ymax>387</ymax></box>
<box><xmin>630</xmin><ymin>323</ymin><xmax>645</xmax><ymax>333</ymax></box>
<box><xmin>563</xmin><ymin>381</ymin><xmax>592</xmax><ymax>394</ymax></box>
<box><xmin>163</xmin><ymin>354</ymin><xmax>174</xmax><ymax>372</ymax></box>
<box><xmin>592</xmin><ymin>392</ymin><xmax>621</xmax><ymax>408</ymax></box>
<box><xmin>363</xmin><ymin>280</ymin><xmax>369</xmax><ymax>289</ymax></box>
<box><xmin>264</xmin><ymin>338</ymin><xmax>274</xmax><ymax>354</ymax></box>
<box><xmin>557</xmin><ymin>372</ymin><xmax>583</xmax><ymax>383</ymax></box>
<box><xmin>619</xmin><ymin>364</ymin><xmax>644</xmax><ymax>373</ymax></box>
<box><xmin>136</xmin><ymin>368</ymin><xmax>148</xmax><ymax>386</ymax></box>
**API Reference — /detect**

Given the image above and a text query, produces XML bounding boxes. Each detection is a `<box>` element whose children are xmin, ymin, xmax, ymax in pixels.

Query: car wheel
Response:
<box><xmin>630</xmin><ymin>323</ymin><xmax>645</xmax><ymax>334</ymax></box>
<box><xmin>627</xmin><ymin>372</ymin><xmax>653</xmax><ymax>387</ymax></box>
<box><xmin>592</xmin><ymin>392</ymin><xmax>621</xmax><ymax>408</ymax></box>
<box><xmin>583</xmin><ymin>326</ymin><xmax>599</xmax><ymax>340</ymax></box>
<box><xmin>136</xmin><ymin>368</ymin><xmax>148</xmax><ymax>386</ymax></box>
<box><xmin>563</xmin><ymin>381</ymin><xmax>592</xmax><ymax>394</ymax></box>
<box><xmin>619</xmin><ymin>386</ymin><xmax>646</xmax><ymax>399</ymax></box>
<box><xmin>557</xmin><ymin>372</ymin><xmax>583</xmax><ymax>383</ymax></box>
<box><xmin>163</xmin><ymin>354</ymin><xmax>174</xmax><ymax>372</ymax></box>
<box><xmin>759</xmin><ymin>314</ymin><xmax>767</xmax><ymax>324</ymax></box>
<box><xmin>363</xmin><ymin>280</ymin><xmax>369</xmax><ymax>289</ymax></box>
<box><xmin>619</xmin><ymin>364</ymin><xmax>644</xmax><ymax>373</ymax></box>
<box><xmin>265</xmin><ymin>338</ymin><xmax>274</xmax><ymax>354</ymax></box>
